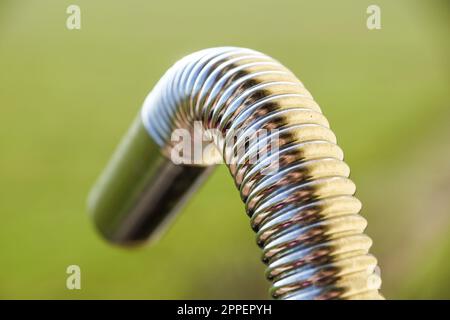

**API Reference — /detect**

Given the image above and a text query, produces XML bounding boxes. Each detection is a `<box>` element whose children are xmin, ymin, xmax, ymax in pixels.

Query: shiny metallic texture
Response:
<box><xmin>88</xmin><ymin>116</ymin><xmax>212</xmax><ymax>244</ymax></box>
<box><xmin>89</xmin><ymin>47</ymin><xmax>383</xmax><ymax>299</ymax></box>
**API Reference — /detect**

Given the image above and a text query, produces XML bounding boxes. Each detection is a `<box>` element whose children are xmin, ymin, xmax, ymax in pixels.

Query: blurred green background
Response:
<box><xmin>0</xmin><ymin>0</ymin><xmax>449</xmax><ymax>299</ymax></box>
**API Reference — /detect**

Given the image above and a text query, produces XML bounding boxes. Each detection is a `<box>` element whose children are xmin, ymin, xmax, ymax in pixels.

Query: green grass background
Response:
<box><xmin>0</xmin><ymin>0</ymin><xmax>449</xmax><ymax>299</ymax></box>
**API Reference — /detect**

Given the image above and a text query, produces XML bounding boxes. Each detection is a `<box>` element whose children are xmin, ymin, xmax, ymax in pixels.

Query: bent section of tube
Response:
<box><xmin>88</xmin><ymin>47</ymin><xmax>383</xmax><ymax>299</ymax></box>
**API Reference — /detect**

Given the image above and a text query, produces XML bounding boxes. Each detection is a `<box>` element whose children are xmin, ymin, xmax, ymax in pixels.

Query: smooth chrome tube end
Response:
<box><xmin>88</xmin><ymin>116</ymin><xmax>211</xmax><ymax>245</ymax></box>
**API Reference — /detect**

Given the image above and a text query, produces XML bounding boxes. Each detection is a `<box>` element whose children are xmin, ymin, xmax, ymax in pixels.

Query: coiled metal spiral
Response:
<box><xmin>139</xmin><ymin>47</ymin><xmax>383</xmax><ymax>300</ymax></box>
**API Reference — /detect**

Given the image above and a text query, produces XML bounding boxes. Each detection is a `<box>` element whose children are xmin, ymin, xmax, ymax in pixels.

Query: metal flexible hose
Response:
<box><xmin>89</xmin><ymin>47</ymin><xmax>383</xmax><ymax>300</ymax></box>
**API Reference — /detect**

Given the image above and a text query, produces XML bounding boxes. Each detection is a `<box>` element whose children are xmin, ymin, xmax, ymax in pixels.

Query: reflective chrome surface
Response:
<box><xmin>88</xmin><ymin>116</ymin><xmax>212</xmax><ymax>244</ymax></box>
<box><xmin>90</xmin><ymin>47</ymin><xmax>383</xmax><ymax>299</ymax></box>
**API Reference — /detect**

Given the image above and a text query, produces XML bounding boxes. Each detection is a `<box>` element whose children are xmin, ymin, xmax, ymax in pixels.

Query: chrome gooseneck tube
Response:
<box><xmin>88</xmin><ymin>47</ymin><xmax>383</xmax><ymax>299</ymax></box>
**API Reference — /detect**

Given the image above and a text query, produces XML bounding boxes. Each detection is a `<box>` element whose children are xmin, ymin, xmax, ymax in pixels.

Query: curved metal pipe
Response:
<box><xmin>88</xmin><ymin>47</ymin><xmax>383</xmax><ymax>299</ymax></box>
